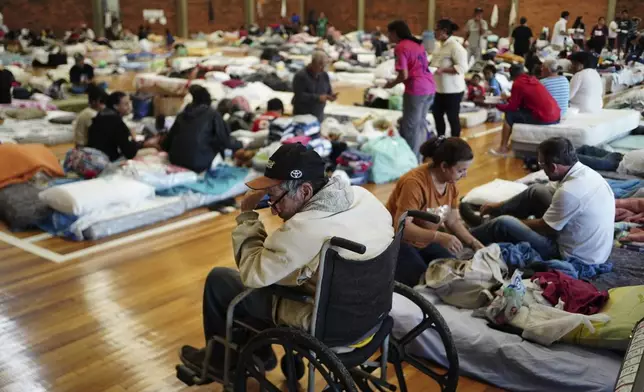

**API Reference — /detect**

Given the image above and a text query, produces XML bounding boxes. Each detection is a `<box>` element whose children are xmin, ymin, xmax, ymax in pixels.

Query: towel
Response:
<box><xmin>0</xmin><ymin>144</ymin><xmax>64</xmax><ymax>189</ymax></box>
<box><xmin>491</xmin><ymin>5</ymin><xmax>499</xmax><ymax>28</ymax></box>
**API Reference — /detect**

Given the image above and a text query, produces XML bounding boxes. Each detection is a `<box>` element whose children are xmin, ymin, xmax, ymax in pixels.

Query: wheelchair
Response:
<box><xmin>176</xmin><ymin>210</ymin><xmax>459</xmax><ymax>391</ymax></box>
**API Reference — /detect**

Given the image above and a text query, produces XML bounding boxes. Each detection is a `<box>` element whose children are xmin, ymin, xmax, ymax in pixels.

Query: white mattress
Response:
<box><xmin>0</xmin><ymin>112</ymin><xmax>75</xmax><ymax>145</ymax></box>
<box><xmin>459</xmin><ymin>109</ymin><xmax>488</xmax><ymax>128</ymax></box>
<box><xmin>390</xmin><ymin>288</ymin><xmax>622</xmax><ymax>392</ymax></box>
<box><xmin>512</xmin><ymin>109</ymin><xmax>641</xmax><ymax>152</ymax></box>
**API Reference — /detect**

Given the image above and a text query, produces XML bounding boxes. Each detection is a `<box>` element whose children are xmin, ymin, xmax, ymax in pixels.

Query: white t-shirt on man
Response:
<box><xmin>569</xmin><ymin>68</ymin><xmax>603</xmax><ymax>113</ymax></box>
<box><xmin>543</xmin><ymin>162</ymin><xmax>615</xmax><ymax>265</ymax></box>
<box><xmin>551</xmin><ymin>18</ymin><xmax>568</xmax><ymax>47</ymax></box>
<box><xmin>608</xmin><ymin>21</ymin><xmax>618</xmax><ymax>39</ymax></box>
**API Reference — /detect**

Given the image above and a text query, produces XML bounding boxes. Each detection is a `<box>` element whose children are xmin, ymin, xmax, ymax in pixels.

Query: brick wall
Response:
<box><xmin>616</xmin><ymin>0</ymin><xmax>644</xmax><ymax>23</ymax></box>
<box><xmin>365</xmin><ymin>0</ymin><xmax>428</xmax><ymax>35</ymax></box>
<box><xmin>186</xmin><ymin>0</ymin><xmax>246</xmax><ymax>33</ymax></box>
<box><xmin>436</xmin><ymin>0</ymin><xmax>512</xmax><ymax>37</ymax></box>
<box><xmin>520</xmin><ymin>0</ymin><xmax>608</xmax><ymax>40</ymax></box>
<box><xmin>120</xmin><ymin>0</ymin><xmax>177</xmax><ymax>35</ymax></box>
<box><xmin>255</xmin><ymin>0</ymin><xmax>300</xmax><ymax>28</ymax></box>
<box><xmin>0</xmin><ymin>0</ymin><xmax>93</xmax><ymax>36</ymax></box>
<box><xmin>304</xmin><ymin>0</ymin><xmax>357</xmax><ymax>33</ymax></box>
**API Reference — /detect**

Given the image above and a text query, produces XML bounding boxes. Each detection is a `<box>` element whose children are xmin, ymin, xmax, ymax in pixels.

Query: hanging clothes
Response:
<box><xmin>509</xmin><ymin>1</ymin><xmax>517</xmax><ymax>28</ymax></box>
<box><xmin>491</xmin><ymin>5</ymin><xmax>499</xmax><ymax>28</ymax></box>
<box><xmin>280</xmin><ymin>0</ymin><xmax>287</xmax><ymax>18</ymax></box>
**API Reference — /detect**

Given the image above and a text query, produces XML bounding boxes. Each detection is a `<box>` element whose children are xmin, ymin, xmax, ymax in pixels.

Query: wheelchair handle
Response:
<box><xmin>407</xmin><ymin>210</ymin><xmax>441</xmax><ymax>224</ymax></box>
<box><xmin>330</xmin><ymin>237</ymin><xmax>367</xmax><ymax>254</ymax></box>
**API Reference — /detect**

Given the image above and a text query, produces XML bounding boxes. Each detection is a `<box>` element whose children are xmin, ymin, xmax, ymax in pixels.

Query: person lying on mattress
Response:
<box><xmin>161</xmin><ymin>85</ymin><xmax>243</xmax><ymax>173</ymax></box>
<box><xmin>386</xmin><ymin>137</ymin><xmax>484</xmax><ymax>287</ymax></box>
<box><xmin>73</xmin><ymin>84</ymin><xmax>107</xmax><ymax>147</ymax></box>
<box><xmin>87</xmin><ymin>91</ymin><xmax>159</xmax><ymax>161</ymax></box>
<box><xmin>473</xmin><ymin>137</ymin><xmax>615</xmax><ymax>265</ymax></box>
<box><xmin>569</xmin><ymin>51</ymin><xmax>603</xmax><ymax>114</ymax></box>
<box><xmin>180</xmin><ymin>143</ymin><xmax>394</xmax><ymax>378</ymax></box>
<box><xmin>490</xmin><ymin>64</ymin><xmax>561</xmax><ymax>156</ymax></box>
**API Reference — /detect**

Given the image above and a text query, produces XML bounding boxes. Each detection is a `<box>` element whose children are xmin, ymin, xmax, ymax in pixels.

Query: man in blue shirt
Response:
<box><xmin>540</xmin><ymin>59</ymin><xmax>570</xmax><ymax>119</ymax></box>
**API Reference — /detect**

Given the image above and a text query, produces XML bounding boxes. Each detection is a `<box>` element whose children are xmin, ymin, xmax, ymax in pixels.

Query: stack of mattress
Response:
<box><xmin>0</xmin><ymin>111</ymin><xmax>75</xmax><ymax>145</ymax></box>
<box><xmin>512</xmin><ymin>109</ymin><xmax>641</xmax><ymax>155</ymax></box>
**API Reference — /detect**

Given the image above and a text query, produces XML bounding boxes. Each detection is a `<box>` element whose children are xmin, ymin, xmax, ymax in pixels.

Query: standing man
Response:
<box><xmin>292</xmin><ymin>51</ymin><xmax>337</xmax><ymax>122</ymax></box>
<box><xmin>617</xmin><ymin>10</ymin><xmax>632</xmax><ymax>56</ymax></box>
<box><xmin>608</xmin><ymin>17</ymin><xmax>619</xmax><ymax>51</ymax></box>
<box><xmin>511</xmin><ymin>17</ymin><xmax>534</xmax><ymax>58</ymax></box>
<box><xmin>464</xmin><ymin>8</ymin><xmax>489</xmax><ymax>61</ymax></box>
<box><xmin>551</xmin><ymin>11</ymin><xmax>570</xmax><ymax>50</ymax></box>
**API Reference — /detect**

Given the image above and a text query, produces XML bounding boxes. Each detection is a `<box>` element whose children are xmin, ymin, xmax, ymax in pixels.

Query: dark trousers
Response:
<box><xmin>395</xmin><ymin>242</ymin><xmax>454</xmax><ymax>287</ymax></box>
<box><xmin>576</xmin><ymin>145</ymin><xmax>624</xmax><ymax>172</ymax></box>
<box><xmin>432</xmin><ymin>92</ymin><xmax>464</xmax><ymax>137</ymax></box>
<box><xmin>203</xmin><ymin>267</ymin><xmax>274</xmax><ymax>363</ymax></box>
<box><xmin>470</xmin><ymin>184</ymin><xmax>560</xmax><ymax>260</ymax></box>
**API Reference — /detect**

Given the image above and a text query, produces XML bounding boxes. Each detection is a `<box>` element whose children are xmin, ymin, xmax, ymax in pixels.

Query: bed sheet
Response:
<box><xmin>390</xmin><ymin>288</ymin><xmax>622</xmax><ymax>392</ymax></box>
<box><xmin>601</xmin><ymin>65</ymin><xmax>644</xmax><ymax>94</ymax></box>
<box><xmin>0</xmin><ymin>112</ymin><xmax>75</xmax><ymax>145</ymax></box>
<box><xmin>512</xmin><ymin>109</ymin><xmax>641</xmax><ymax>152</ymax></box>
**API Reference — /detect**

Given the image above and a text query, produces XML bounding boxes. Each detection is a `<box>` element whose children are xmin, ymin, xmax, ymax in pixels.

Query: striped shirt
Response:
<box><xmin>541</xmin><ymin>76</ymin><xmax>570</xmax><ymax>118</ymax></box>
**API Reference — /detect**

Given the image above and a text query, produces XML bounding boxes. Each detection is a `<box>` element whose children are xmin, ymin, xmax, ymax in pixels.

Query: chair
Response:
<box><xmin>176</xmin><ymin>210</ymin><xmax>459</xmax><ymax>391</ymax></box>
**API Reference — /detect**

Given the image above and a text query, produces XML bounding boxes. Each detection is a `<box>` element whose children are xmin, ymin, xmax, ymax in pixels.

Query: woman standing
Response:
<box><xmin>384</xmin><ymin>20</ymin><xmax>436</xmax><ymax>159</ymax></box>
<box><xmin>430</xmin><ymin>19</ymin><xmax>468</xmax><ymax>138</ymax></box>
<box><xmin>317</xmin><ymin>12</ymin><xmax>328</xmax><ymax>38</ymax></box>
<box><xmin>572</xmin><ymin>16</ymin><xmax>586</xmax><ymax>48</ymax></box>
<box><xmin>589</xmin><ymin>17</ymin><xmax>609</xmax><ymax>54</ymax></box>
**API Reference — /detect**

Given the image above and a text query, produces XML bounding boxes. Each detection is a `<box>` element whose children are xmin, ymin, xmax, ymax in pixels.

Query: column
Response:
<box><xmin>607</xmin><ymin>0</ymin><xmax>616</xmax><ymax>23</ymax></box>
<box><xmin>92</xmin><ymin>0</ymin><xmax>105</xmax><ymax>37</ymax></box>
<box><xmin>428</xmin><ymin>0</ymin><xmax>435</xmax><ymax>31</ymax></box>
<box><xmin>357</xmin><ymin>0</ymin><xmax>365</xmax><ymax>31</ymax></box>
<box><xmin>176</xmin><ymin>0</ymin><xmax>188</xmax><ymax>38</ymax></box>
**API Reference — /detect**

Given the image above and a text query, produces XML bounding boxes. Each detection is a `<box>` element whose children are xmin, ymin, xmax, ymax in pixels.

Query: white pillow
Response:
<box><xmin>39</xmin><ymin>176</ymin><xmax>156</xmax><ymax>216</ymax></box>
<box><xmin>462</xmin><ymin>179</ymin><xmax>528</xmax><ymax>205</ymax></box>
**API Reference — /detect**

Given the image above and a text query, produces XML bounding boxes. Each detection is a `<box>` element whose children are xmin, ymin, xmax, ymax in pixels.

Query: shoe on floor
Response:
<box><xmin>488</xmin><ymin>148</ymin><xmax>511</xmax><ymax>157</ymax></box>
<box><xmin>180</xmin><ymin>345</ymin><xmax>225</xmax><ymax>382</ymax></box>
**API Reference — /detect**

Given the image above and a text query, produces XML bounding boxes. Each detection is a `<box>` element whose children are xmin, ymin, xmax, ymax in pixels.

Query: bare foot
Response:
<box><xmin>480</xmin><ymin>202</ymin><xmax>502</xmax><ymax>217</ymax></box>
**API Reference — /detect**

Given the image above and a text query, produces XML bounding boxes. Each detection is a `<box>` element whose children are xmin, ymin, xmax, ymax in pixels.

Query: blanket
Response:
<box><xmin>498</xmin><ymin>242</ymin><xmax>613</xmax><ymax>280</ymax></box>
<box><xmin>606</xmin><ymin>179</ymin><xmax>644</xmax><ymax>199</ymax></box>
<box><xmin>159</xmin><ymin>164</ymin><xmax>249</xmax><ymax>196</ymax></box>
<box><xmin>0</xmin><ymin>144</ymin><xmax>64</xmax><ymax>189</ymax></box>
<box><xmin>615</xmin><ymin>198</ymin><xmax>644</xmax><ymax>223</ymax></box>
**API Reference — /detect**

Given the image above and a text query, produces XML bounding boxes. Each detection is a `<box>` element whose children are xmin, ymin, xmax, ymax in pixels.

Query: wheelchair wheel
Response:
<box><xmin>234</xmin><ymin>327</ymin><xmax>358</xmax><ymax>392</ymax></box>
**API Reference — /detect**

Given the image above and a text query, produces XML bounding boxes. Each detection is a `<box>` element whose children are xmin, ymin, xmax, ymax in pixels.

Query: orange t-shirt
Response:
<box><xmin>385</xmin><ymin>164</ymin><xmax>459</xmax><ymax>245</ymax></box>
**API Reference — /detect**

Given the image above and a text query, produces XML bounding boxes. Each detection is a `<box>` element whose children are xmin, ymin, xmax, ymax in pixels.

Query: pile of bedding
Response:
<box><xmin>0</xmin><ymin>110</ymin><xmax>75</xmax><ymax>145</ymax></box>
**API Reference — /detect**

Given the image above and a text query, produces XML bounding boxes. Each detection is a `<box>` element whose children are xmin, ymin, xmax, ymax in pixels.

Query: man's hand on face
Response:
<box><xmin>240</xmin><ymin>190</ymin><xmax>268</xmax><ymax>212</ymax></box>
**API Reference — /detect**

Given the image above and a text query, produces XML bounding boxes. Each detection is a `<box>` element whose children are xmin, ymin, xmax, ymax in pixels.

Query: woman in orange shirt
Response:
<box><xmin>386</xmin><ymin>137</ymin><xmax>484</xmax><ymax>286</ymax></box>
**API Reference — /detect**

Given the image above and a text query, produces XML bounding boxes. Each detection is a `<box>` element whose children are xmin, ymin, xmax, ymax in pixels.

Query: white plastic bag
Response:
<box><xmin>515</xmin><ymin>304</ymin><xmax>611</xmax><ymax>346</ymax></box>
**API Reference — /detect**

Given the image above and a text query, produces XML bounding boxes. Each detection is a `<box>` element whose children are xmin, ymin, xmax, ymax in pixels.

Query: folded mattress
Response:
<box><xmin>390</xmin><ymin>287</ymin><xmax>622</xmax><ymax>392</ymax></box>
<box><xmin>512</xmin><ymin>109</ymin><xmax>641</xmax><ymax>153</ymax></box>
<box><xmin>459</xmin><ymin>108</ymin><xmax>488</xmax><ymax>128</ymax></box>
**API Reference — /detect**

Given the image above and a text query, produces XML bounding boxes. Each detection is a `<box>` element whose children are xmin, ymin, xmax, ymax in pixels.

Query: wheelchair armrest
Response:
<box><xmin>330</xmin><ymin>237</ymin><xmax>367</xmax><ymax>254</ymax></box>
<box><xmin>267</xmin><ymin>285</ymin><xmax>314</xmax><ymax>304</ymax></box>
<box><xmin>407</xmin><ymin>210</ymin><xmax>441</xmax><ymax>224</ymax></box>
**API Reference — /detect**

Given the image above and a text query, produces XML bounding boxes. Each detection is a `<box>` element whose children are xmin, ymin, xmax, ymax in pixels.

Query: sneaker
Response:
<box><xmin>179</xmin><ymin>345</ymin><xmax>225</xmax><ymax>382</ymax></box>
<box><xmin>488</xmin><ymin>148</ymin><xmax>511</xmax><ymax>157</ymax></box>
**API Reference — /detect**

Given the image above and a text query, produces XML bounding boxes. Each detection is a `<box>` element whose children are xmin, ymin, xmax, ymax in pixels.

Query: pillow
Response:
<box><xmin>39</xmin><ymin>175</ymin><xmax>155</xmax><ymax>216</ymax></box>
<box><xmin>0</xmin><ymin>183</ymin><xmax>52</xmax><ymax>231</ymax></box>
<box><xmin>562</xmin><ymin>286</ymin><xmax>644</xmax><ymax>351</ymax></box>
<box><xmin>462</xmin><ymin>179</ymin><xmax>528</xmax><ymax>205</ymax></box>
<box><xmin>49</xmin><ymin>114</ymin><xmax>77</xmax><ymax>124</ymax></box>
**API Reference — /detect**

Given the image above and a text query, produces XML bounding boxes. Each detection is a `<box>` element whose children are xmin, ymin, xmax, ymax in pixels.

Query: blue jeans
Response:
<box><xmin>395</xmin><ymin>242</ymin><xmax>454</xmax><ymax>287</ymax></box>
<box><xmin>576</xmin><ymin>145</ymin><xmax>623</xmax><ymax>172</ymax></box>
<box><xmin>400</xmin><ymin>93</ymin><xmax>435</xmax><ymax>161</ymax></box>
<box><xmin>470</xmin><ymin>184</ymin><xmax>560</xmax><ymax>260</ymax></box>
<box><xmin>70</xmin><ymin>81</ymin><xmax>108</xmax><ymax>94</ymax></box>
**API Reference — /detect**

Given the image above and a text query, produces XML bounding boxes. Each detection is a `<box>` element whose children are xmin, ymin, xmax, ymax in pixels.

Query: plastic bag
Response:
<box><xmin>361</xmin><ymin>135</ymin><xmax>417</xmax><ymax>184</ymax></box>
<box><xmin>519</xmin><ymin>305</ymin><xmax>611</xmax><ymax>346</ymax></box>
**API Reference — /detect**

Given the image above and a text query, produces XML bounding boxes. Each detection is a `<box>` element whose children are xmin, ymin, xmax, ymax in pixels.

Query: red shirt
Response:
<box><xmin>251</xmin><ymin>111</ymin><xmax>281</xmax><ymax>132</ymax></box>
<box><xmin>497</xmin><ymin>74</ymin><xmax>561</xmax><ymax>123</ymax></box>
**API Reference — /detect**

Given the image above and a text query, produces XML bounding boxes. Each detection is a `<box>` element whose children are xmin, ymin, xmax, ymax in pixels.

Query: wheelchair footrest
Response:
<box><xmin>176</xmin><ymin>364</ymin><xmax>197</xmax><ymax>386</ymax></box>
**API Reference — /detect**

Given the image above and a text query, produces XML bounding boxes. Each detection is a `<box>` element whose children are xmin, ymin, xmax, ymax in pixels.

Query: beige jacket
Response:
<box><xmin>232</xmin><ymin>176</ymin><xmax>394</xmax><ymax>329</ymax></box>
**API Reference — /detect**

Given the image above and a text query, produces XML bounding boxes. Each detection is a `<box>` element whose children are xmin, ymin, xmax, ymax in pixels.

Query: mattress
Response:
<box><xmin>601</xmin><ymin>65</ymin><xmax>644</xmax><ymax>94</ymax></box>
<box><xmin>390</xmin><ymin>288</ymin><xmax>622</xmax><ymax>392</ymax></box>
<box><xmin>512</xmin><ymin>109</ymin><xmax>641</xmax><ymax>154</ymax></box>
<box><xmin>0</xmin><ymin>111</ymin><xmax>75</xmax><ymax>145</ymax></box>
<box><xmin>459</xmin><ymin>108</ymin><xmax>488</xmax><ymax>128</ymax></box>
<box><xmin>83</xmin><ymin>170</ymin><xmax>259</xmax><ymax>240</ymax></box>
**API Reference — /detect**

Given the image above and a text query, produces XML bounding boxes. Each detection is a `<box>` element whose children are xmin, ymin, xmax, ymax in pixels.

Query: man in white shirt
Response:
<box><xmin>569</xmin><ymin>51</ymin><xmax>603</xmax><ymax>113</ymax></box>
<box><xmin>551</xmin><ymin>11</ymin><xmax>570</xmax><ymax>50</ymax></box>
<box><xmin>464</xmin><ymin>8</ymin><xmax>489</xmax><ymax>61</ymax></box>
<box><xmin>608</xmin><ymin>18</ymin><xmax>619</xmax><ymax>51</ymax></box>
<box><xmin>473</xmin><ymin>137</ymin><xmax>615</xmax><ymax>265</ymax></box>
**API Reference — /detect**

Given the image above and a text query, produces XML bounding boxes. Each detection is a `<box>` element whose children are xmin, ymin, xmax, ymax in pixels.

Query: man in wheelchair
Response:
<box><xmin>180</xmin><ymin>143</ymin><xmax>394</xmax><ymax>382</ymax></box>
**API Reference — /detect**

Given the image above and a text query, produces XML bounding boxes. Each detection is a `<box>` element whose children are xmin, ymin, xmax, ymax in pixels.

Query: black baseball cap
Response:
<box><xmin>246</xmin><ymin>143</ymin><xmax>326</xmax><ymax>190</ymax></box>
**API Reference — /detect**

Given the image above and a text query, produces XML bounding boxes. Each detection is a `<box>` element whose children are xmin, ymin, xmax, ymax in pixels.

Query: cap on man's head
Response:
<box><xmin>474</xmin><ymin>7</ymin><xmax>484</xmax><ymax>13</ymax></box>
<box><xmin>246</xmin><ymin>143</ymin><xmax>326</xmax><ymax>190</ymax></box>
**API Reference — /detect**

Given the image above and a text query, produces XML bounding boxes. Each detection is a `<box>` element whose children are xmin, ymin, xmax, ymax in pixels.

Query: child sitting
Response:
<box><xmin>467</xmin><ymin>74</ymin><xmax>486</xmax><ymax>102</ymax></box>
<box><xmin>483</xmin><ymin>65</ymin><xmax>502</xmax><ymax>96</ymax></box>
<box><xmin>251</xmin><ymin>98</ymin><xmax>284</xmax><ymax>132</ymax></box>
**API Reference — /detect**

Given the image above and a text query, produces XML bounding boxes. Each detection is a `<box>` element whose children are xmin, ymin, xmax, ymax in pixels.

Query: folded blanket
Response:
<box><xmin>615</xmin><ymin>198</ymin><xmax>644</xmax><ymax>223</ymax></box>
<box><xmin>0</xmin><ymin>144</ymin><xmax>64</xmax><ymax>189</ymax></box>
<box><xmin>158</xmin><ymin>164</ymin><xmax>249</xmax><ymax>196</ymax></box>
<box><xmin>607</xmin><ymin>179</ymin><xmax>644</xmax><ymax>199</ymax></box>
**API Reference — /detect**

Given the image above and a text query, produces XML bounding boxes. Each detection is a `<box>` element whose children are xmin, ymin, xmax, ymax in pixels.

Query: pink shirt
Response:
<box><xmin>394</xmin><ymin>40</ymin><xmax>436</xmax><ymax>96</ymax></box>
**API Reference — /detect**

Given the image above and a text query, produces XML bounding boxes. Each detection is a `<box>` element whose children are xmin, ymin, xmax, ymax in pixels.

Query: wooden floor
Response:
<box><xmin>0</xmin><ymin>71</ymin><xmax>528</xmax><ymax>392</ymax></box>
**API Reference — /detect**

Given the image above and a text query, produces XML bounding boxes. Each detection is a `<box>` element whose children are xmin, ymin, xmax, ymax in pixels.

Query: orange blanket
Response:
<box><xmin>0</xmin><ymin>144</ymin><xmax>64</xmax><ymax>189</ymax></box>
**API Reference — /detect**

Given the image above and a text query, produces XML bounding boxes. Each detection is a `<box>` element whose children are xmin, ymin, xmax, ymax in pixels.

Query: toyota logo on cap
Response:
<box><xmin>290</xmin><ymin>170</ymin><xmax>303</xmax><ymax>179</ymax></box>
